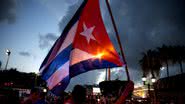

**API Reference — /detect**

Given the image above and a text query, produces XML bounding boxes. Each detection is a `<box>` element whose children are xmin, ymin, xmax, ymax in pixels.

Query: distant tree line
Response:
<box><xmin>0</xmin><ymin>68</ymin><xmax>46</xmax><ymax>89</ymax></box>
<box><xmin>139</xmin><ymin>45</ymin><xmax>185</xmax><ymax>78</ymax></box>
<box><xmin>0</xmin><ymin>60</ymin><xmax>2</xmax><ymax>69</ymax></box>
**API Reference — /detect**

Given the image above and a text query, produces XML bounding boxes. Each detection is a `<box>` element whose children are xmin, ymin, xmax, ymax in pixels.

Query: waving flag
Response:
<box><xmin>39</xmin><ymin>0</ymin><xmax>123</xmax><ymax>96</ymax></box>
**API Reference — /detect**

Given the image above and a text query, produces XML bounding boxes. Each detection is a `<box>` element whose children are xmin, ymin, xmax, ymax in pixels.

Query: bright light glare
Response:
<box><xmin>6</xmin><ymin>49</ymin><xmax>11</xmax><ymax>55</ymax></box>
<box><xmin>43</xmin><ymin>89</ymin><xmax>47</xmax><ymax>92</ymax></box>
<box><xmin>93</xmin><ymin>87</ymin><xmax>100</xmax><ymax>94</ymax></box>
<box><xmin>160</xmin><ymin>67</ymin><xmax>165</xmax><ymax>70</ymax></box>
<box><xmin>138</xmin><ymin>100</ymin><xmax>142</xmax><ymax>102</ymax></box>
<box><xmin>142</xmin><ymin>77</ymin><xmax>146</xmax><ymax>82</ymax></box>
<box><xmin>151</xmin><ymin>78</ymin><xmax>156</xmax><ymax>83</ymax></box>
<box><xmin>94</xmin><ymin>53</ymin><xmax>104</xmax><ymax>59</ymax></box>
<box><xmin>6</xmin><ymin>49</ymin><xmax>10</xmax><ymax>53</ymax></box>
<box><xmin>142</xmin><ymin>94</ymin><xmax>146</xmax><ymax>98</ymax></box>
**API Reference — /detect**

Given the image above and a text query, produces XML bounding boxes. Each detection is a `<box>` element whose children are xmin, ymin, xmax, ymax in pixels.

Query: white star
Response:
<box><xmin>80</xmin><ymin>23</ymin><xmax>96</xmax><ymax>43</ymax></box>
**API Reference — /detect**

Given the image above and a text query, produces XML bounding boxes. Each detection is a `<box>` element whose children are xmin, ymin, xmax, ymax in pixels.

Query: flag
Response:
<box><xmin>39</xmin><ymin>0</ymin><xmax>123</xmax><ymax>96</ymax></box>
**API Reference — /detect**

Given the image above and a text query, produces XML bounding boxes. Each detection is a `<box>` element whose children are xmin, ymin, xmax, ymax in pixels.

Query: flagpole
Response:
<box><xmin>105</xmin><ymin>68</ymin><xmax>108</xmax><ymax>81</ymax></box>
<box><xmin>105</xmin><ymin>0</ymin><xmax>130</xmax><ymax>81</ymax></box>
<box><xmin>108</xmin><ymin>67</ymin><xmax>111</xmax><ymax>81</ymax></box>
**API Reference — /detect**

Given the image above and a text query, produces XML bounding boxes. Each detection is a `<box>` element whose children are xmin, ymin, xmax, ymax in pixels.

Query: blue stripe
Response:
<box><xmin>40</xmin><ymin>0</ymin><xmax>88</xmax><ymax>96</ymax></box>
<box><xmin>69</xmin><ymin>59</ymin><xmax>119</xmax><ymax>78</ymax></box>
<box><xmin>42</xmin><ymin>44</ymin><xmax>72</xmax><ymax>80</ymax></box>
<box><xmin>50</xmin><ymin>75</ymin><xmax>70</xmax><ymax>96</ymax></box>
<box><xmin>39</xmin><ymin>0</ymin><xmax>87</xmax><ymax>71</ymax></box>
<box><xmin>39</xmin><ymin>38</ymin><xmax>59</xmax><ymax>70</ymax></box>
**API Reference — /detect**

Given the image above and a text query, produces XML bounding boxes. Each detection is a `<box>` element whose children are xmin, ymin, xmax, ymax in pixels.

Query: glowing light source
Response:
<box><xmin>5</xmin><ymin>49</ymin><xmax>11</xmax><ymax>70</ymax></box>
<box><xmin>94</xmin><ymin>53</ymin><xmax>104</xmax><ymax>59</ymax></box>
<box><xmin>43</xmin><ymin>88</ymin><xmax>47</xmax><ymax>93</ymax></box>
<box><xmin>6</xmin><ymin>49</ymin><xmax>11</xmax><ymax>55</ymax></box>
<box><xmin>142</xmin><ymin>94</ymin><xmax>146</xmax><ymax>98</ymax></box>
<box><xmin>151</xmin><ymin>77</ymin><xmax>156</xmax><ymax>83</ymax></box>
<box><xmin>93</xmin><ymin>87</ymin><xmax>100</xmax><ymax>93</ymax></box>
<box><xmin>138</xmin><ymin>100</ymin><xmax>142</xmax><ymax>102</ymax></box>
<box><xmin>142</xmin><ymin>76</ymin><xmax>146</xmax><ymax>82</ymax></box>
<box><xmin>160</xmin><ymin>67</ymin><xmax>165</xmax><ymax>70</ymax></box>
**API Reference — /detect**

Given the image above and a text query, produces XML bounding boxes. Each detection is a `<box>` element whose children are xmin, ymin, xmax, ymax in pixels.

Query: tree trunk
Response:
<box><xmin>166</xmin><ymin>61</ymin><xmax>169</xmax><ymax>77</ymax></box>
<box><xmin>151</xmin><ymin>69</ymin><xmax>155</xmax><ymax>78</ymax></box>
<box><xmin>179</xmin><ymin>61</ymin><xmax>183</xmax><ymax>74</ymax></box>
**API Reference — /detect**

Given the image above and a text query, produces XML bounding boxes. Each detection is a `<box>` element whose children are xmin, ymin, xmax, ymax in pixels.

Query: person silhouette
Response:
<box><xmin>64</xmin><ymin>85</ymin><xmax>87</xmax><ymax>104</ymax></box>
<box><xmin>23</xmin><ymin>88</ymin><xmax>40</xmax><ymax>104</ymax></box>
<box><xmin>72</xmin><ymin>85</ymin><xmax>87</xmax><ymax>104</ymax></box>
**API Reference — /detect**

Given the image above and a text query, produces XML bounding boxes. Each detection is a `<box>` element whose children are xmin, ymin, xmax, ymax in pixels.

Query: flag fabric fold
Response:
<box><xmin>39</xmin><ymin>0</ymin><xmax>123</xmax><ymax>96</ymax></box>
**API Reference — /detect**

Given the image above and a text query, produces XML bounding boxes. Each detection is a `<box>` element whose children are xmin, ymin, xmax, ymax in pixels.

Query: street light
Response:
<box><xmin>141</xmin><ymin>74</ymin><xmax>156</xmax><ymax>103</ymax></box>
<box><xmin>151</xmin><ymin>76</ymin><xmax>156</xmax><ymax>83</ymax></box>
<box><xmin>43</xmin><ymin>88</ymin><xmax>47</xmax><ymax>93</ymax></box>
<box><xmin>5</xmin><ymin>49</ymin><xmax>11</xmax><ymax>70</ymax></box>
<box><xmin>142</xmin><ymin>75</ymin><xmax>156</xmax><ymax>85</ymax></box>
<box><xmin>142</xmin><ymin>75</ymin><xmax>147</xmax><ymax>82</ymax></box>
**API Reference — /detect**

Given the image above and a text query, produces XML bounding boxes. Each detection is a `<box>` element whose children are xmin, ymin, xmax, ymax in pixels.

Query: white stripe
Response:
<box><xmin>46</xmin><ymin>61</ymin><xmax>69</xmax><ymax>90</ymax></box>
<box><xmin>70</xmin><ymin>48</ymin><xmax>95</xmax><ymax>66</ymax></box>
<box><xmin>39</xmin><ymin>21</ymin><xmax>79</xmax><ymax>74</ymax></box>
<box><xmin>56</xmin><ymin>21</ymin><xmax>79</xmax><ymax>56</ymax></box>
<box><xmin>39</xmin><ymin>65</ymin><xmax>46</xmax><ymax>74</ymax></box>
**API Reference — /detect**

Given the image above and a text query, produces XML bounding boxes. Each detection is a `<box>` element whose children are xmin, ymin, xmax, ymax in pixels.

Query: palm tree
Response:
<box><xmin>140</xmin><ymin>45</ymin><xmax>185</xmax><ymax>79</ymax></box>
<box><xmin>157</xmin><ymin>45</ymin><xmax>170</xmax><ymax>77</ymax></box>
<box><xmin>147</xmin><ymin>50</ymin><xmax>155</xmax><ymax>77</ymax></box>
<box><xmin>182</xmin><ymin>46</ymin><xmax>185</xmax><ymax>70</ymax></box>
<box><xmin>151</xmin><ymin>50</ymin><xmax>162</xmax><ymax>77</ymax></box>
<box><xmin>139</xmin><ymin>53</ymin><xmax>150</xmax><ymax>77</ymax></box>
<box><xmin>139</xmin><ymin>50</ymin><xmax>162</xmax><ymax>78</ymax></box>
<box><xmin>171</xmin><ymin>45</ymin><xmax>185</xmax><ymax>74</ymax></box>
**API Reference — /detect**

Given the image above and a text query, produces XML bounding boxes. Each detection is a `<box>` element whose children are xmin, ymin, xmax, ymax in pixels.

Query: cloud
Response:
<box><xmin>0</xmin><ymin>0</ymin><xmax>17</xmax><ymax>24</ymax></box>
<box><xmin>57</xmin><ymin>0</ymin><xmax>185</xmax><ymax>91</ymax></box>
<box><xmin>102</xmin><ymin>0</ymin><xmax>185</xmax><ymax>70</ymax></box>
<box><xmin>19</xmin><ymin>51</ymin><xmax>31</xmax><ymax>57</ymax></box>
<box><xmin>65</xmin><ymin>0</ymin><xmax>79</xmax><ymax>6</ymax></box>
<box><xmin>58</xmin><ymin>0</ymin><xmax>83</xmax><ymax>32</ymax></box>
<box><xmin>38</xmin><ymin>33</ymin><xmax>58</xmax><ymax>49</ymax></box>
<box><xmin>93</xmin><ymin>0</ymin><xmax>185</xmax><ymax>83</ymax></box>
<box><xmin>66</xmin><ymin>69</ymin><xmax>106</xmax><ymax>91</ymax></box>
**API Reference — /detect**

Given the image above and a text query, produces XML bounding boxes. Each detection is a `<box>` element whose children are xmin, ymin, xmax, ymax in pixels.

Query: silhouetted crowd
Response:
<box><xmin>0</xmin><ymin>85</ymin><xmax>130</xmax><ymax>104</ymax></box>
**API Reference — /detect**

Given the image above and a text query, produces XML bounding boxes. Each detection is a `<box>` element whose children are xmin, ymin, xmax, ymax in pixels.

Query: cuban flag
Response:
<box><xmin>39</xmin><ymin>0</ymin><xmax>123</xmax><ymax>96</ymax></box>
